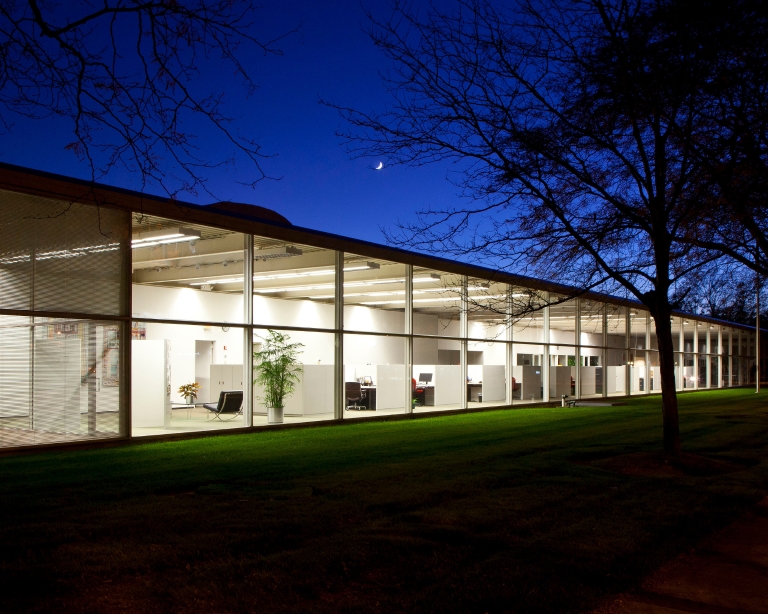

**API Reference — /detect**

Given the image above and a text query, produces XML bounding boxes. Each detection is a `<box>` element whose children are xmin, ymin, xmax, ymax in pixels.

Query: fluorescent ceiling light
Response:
<box><xmin>132</xmin><ymin>227</ymin><xmax>201</xmax><ymax>248</ymax></box>
<box><xmin>252</xmin><ymin>269</ymin><xmax>333</xmax><ymax>282</ymax></box>
<box><xmin>344</xmin><ymin>262</ymin><xmax>381</xmax><ymax>272</ymax></box>
<box><xmin>1</xmin><ymin>243</ymin><xmax>121</xmax><ymax>264</ymax></box>
<box><xmin>190</xmin><ymin>277</ymin><xmax>243</xmax><ymax>286</ymax></box>
<box><xmin>253</xmin><ymin>246</ymin><xmax>303</xmax><ymax>260</ymax></box>
<box><xmin>361</xmin><ymin>293</ymin><xmax>505</xmax><ymax>306</ymax></box>
<box><xmin>249</xmin><ymin>273</ymin><xmax>444</xmax><ymax>286</ymax></box>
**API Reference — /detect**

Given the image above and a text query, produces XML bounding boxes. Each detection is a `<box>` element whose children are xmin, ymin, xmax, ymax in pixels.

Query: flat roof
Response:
<box><xmin>0</xmin><ymin>161</ymin><xmax>759</xmax><ymax>333</ymax></box>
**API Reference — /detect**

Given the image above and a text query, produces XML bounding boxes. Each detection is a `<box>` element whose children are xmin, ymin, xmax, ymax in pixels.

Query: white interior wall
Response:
<box><xmin>580</xmin><ymin>332</ymin><xmax>603</xmax><ymax>346</ymax></box>
<box><xmin>468</xmin><ymin>321</ymin><xmax>506</xmax><ymax>341</ymax></box>
<box><xmin>437</xmin><ymin>318</ymin><xmax>461</xmax><ymax>351</ymax></box>
<box><xmin>344</xmin><ymin>334</ymin><xmax>403</xmax><ymax>366</ymax></box>
<box><xmin>551</xmin><ymin>329</ymin><xmax>576</xmax><ymax>344</ymax></box>
<box><xmin>414</xmin><ymin>337</ymin><xmax>438</xmax><ymax>364</ymax></box>
<box><xmin>133</xmin><ymin>284</ymin><xmax>244</xmax><ymax>323</ymax></box>
<box><xmin>346</xmin><ymin>305</ymin><xmax>404</xmax><ymax>333</ymax></box>
<box><xmin>254</xmin><ymin>293</ymin><xmax>334</xmax><ymax>329</ymax></box>
<box><xmin>414</xmin><ymin>313</ymin><xmax>438</xmax><ymax>335</ymax></box>
<box><xmin>468</xmin><ymin>339</ymin><xmax>506</xmax><ymax>364</ymax></box>
<box><xmin>259</xmin><ymin>329</ymin><xmax>335</xmax><ymax>366</ymax></box>
<box><xmin>513</xmin><ymin>324</ymin><xmax>544</xmax><ymax>343</ymax></box>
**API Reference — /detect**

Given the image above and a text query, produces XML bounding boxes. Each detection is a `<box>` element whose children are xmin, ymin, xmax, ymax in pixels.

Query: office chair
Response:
<box><xmin>412</xmin><ymin>378</ymin><xmax>425</xmax><ymax>406</ymax></box>
<box><xmin>345</xmin><ymin>381</ymin><xmax>365</xmax><ymax>410</ymax></box>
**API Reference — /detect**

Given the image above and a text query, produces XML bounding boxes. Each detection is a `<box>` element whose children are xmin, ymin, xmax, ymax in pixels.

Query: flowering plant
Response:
<box><xmin>178</xmin><ymin>382</ymin><xmax>201</xmax><ymax>399</ymax></box>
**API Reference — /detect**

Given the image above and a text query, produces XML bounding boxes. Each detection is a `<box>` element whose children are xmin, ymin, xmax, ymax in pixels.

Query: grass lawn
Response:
<box><xmin>1</xmin><ymin>389</ymin><xmax>767</xmax><ymax>613</ymax></box>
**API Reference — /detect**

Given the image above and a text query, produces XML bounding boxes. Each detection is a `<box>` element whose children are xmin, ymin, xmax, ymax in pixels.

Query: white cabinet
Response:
<box><xmin>282</xmin><ymin>364</ymin><xmax>334</xmax><ymax>416</ymax></box>
<box><xmin>210</xmin><ymin>364</ymin><xmax>244</xmax><ymax>402</ymax></box>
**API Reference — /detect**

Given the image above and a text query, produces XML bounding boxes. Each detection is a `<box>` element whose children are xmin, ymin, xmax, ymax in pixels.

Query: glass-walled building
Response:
<box><xmin>0</xmin><ymin>163</ymin><xmax>762</xmax><ymax>450</ymax></box>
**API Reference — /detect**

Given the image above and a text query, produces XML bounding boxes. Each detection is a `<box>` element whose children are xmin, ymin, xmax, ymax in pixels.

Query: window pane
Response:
<box><xmin>549</xmin><ymin>346</ymin><xmax>576</xmax><ymax>399</ymax></box>
<box><xmin>579</xmin><ymin>300</ymin><xmax>604</xmax><ymax>349</ymax></box>
<box><xmin>413</xmin><ymin>336</ymin><xmax>464</xmax><ymax>411</ymax></box>
<box><xmin>254</xmin><ymin>328</ymin><xmax>335</xmax><ymax>424</ymax></box>
<box><xmin>344</xmin><ymin>333</ymin><xmax>407</xmax><ymax>417</ymax></box>
<box><xmin>579</xmin><ymin>350</ymin><xmax>603</xmax><ymax>398</ymax></box>
<box><xmin>698</xmin><ymin>354</ymin><xmax>707</xmax><ymax>387</ymax></box>
<box><xmin>0</xmin><ymin>192</ymin><xmax>128</xmax><ymax>315</ymax></box>
<box><xmin>606</xmin><ymin>346</ymin><xmax>627</xmax><ymax>396</ymax></box>
<box><xmin>344</xmin><ymin>255</ymin><xmax>406</xmax><ymax>334</ymax></box>
<box><xmin>549</xmin><ymin>298</ymin><xmax>576</xmax><ymax>345</ymax></box>
<box><xmin>709</xmin><ymin>325</ymin><xmax>720</xmax><ymax>353</ymax></box>
<box><xmin>251</xmin><ymin>240</ymin><xmax>336</xmax><ymax>329</ymax></box>
<box><xmin>132</xmin><ymin>321</ymin><xmax>246</xmax><ymax>436</ymax></box>
<box><xmin>132</xmin><ymin>214</ymin><xmax>244</xmax><ymax>323</ymax></box>
<box><xmin>606</xmin><ymin>305</ymin><xmax>626</xmax><ymax>349</ymax></box>
<box><xmin>0</xmin><ymin>316</ymin><xmax>122</xmax><ymax>448</ymax></box>
<box><xmin>697</xmin><ymin>322</ymin><xmax>708</xmax><ymax>353</ymax></box>
<box><xmin>649</xmin><ymin>351</ymin><xmax>662</xmax><ymax>392</ymax></box>
<box><xmin>683</xmin><ymin>319</ymin><xmax>695</xmax><ymax>353</ymax></box>
<box><xmin>467</xmin><ymin>338</ymin><xmax>508</xmax><ymax>407</ymax></box>
<box><xmin>467</xmin><ymin>278</ymin><xmax>509</xmax><ymax>341</ymax></box>
<box><xmin>413</xmin><ymin>268</ymin><xmax>464</xmax><ymax>338</ymax></box>
<box><xmin>629</xmin><ymin>311</ymin><xmax>648</xmax><ymax>349</ymax></box>
<box><xmin>710</xmin><ymin>355</ymin><xmax>720</xmax><ymax>387</ymax></box>
<box><xmin>512</xmin><ymin>342</ymin><xmax>544</xmax><ymax>401</ymax></box>
<box><xmin>512</xmin><ymin>289</ymin><xmax>546</xmax><ymax>344</ymax></box>
<box><xmin>682</xmin><ymin>351</ymin><xmax>695</xmax><ymax>389</ymax></box>
<box><xmin>629</xmin><ymin>351</ymin><xmax>646</xmax><ymax>394</ymax></box>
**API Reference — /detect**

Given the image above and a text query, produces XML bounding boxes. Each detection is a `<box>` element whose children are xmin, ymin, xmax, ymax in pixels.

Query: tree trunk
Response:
<box><xmin>652</xmin><ymin>312</ymin><xmax>681</xmax><ymax>457</ymax></box>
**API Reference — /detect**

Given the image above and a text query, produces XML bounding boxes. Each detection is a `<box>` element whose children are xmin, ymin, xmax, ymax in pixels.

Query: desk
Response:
<box><xmin>361</xmin><ymin>386</ymin><xmax>377</xmax><ymax>410</ymax></box>
<box><xmin>467</xmin><ymin>383</ymin><xmax>483</xmax><ymax>402</ymax></box>
<box><xmin>414</xmin><ymin>386</ymin><xmax>434</xmax><ymax>406</ymax></box>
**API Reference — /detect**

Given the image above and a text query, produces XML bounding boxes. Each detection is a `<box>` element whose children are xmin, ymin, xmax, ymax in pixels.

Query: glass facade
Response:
<box><xmin>0</xmin><ymin>183</ymin><xmax>761</xmax><ymax>449</ymax></box>
<box><xmin>0</xmin><ymin>191</ymin><xmax>129</xmax><ymax>448</ymax></box>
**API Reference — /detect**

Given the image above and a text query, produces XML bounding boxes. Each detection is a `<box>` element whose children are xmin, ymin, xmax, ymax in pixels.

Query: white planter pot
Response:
<box><xmin>267</xmin><ymin>406</ymin><xmax>284</xmax><ymax>424</ymax></box>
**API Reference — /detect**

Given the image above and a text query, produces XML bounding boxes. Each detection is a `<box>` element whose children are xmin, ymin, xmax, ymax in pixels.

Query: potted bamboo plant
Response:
<box><xmin>253</xmin><ymin>330</ymin><xmax>304</xmax><ymax>424</ymax></box>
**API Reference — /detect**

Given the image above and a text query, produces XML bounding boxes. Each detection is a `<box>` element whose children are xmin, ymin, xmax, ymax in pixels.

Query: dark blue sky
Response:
<box><xmin>0</xmin><ymin>0</ymin><xmax>463</xmax><ymax>245</ymax></box>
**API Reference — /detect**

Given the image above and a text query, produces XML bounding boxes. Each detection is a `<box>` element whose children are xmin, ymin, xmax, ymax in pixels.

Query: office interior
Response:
<box><xmin>0</xmin><ymin>190</ymin><xmax>759</xmax><ymax>449</ymax></box>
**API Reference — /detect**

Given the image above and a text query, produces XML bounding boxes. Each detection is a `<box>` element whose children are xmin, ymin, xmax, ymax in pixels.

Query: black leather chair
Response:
<box><xmin>345</xmin><ymin>382</ymin><xmax>365</xmax><ymax>410</ymax></box>
<box><xmin>204</xmin><ymin>390</ymin><xmax>243</xmax><ymax>421</ymax></box>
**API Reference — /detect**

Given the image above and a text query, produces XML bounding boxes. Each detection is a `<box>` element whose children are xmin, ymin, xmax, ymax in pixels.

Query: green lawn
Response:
<box><xmin>1</xmin><ymin>389</ymin><xmax>767</xmax><ymax>613</ymax></box>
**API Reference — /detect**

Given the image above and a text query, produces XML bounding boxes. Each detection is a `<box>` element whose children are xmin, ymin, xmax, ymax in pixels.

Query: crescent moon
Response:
<box><xmin>375</xmin><ymin>162</ymin><xmax>383</xmax><ymax>170</ymax></box>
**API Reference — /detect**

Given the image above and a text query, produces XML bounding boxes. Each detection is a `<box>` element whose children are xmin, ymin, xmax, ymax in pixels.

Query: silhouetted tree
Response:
<box><xmin>334</xmin><ymin>0</ymin><xmax>761</xmax><ymax>456</ymax></box>
<box><xmin>676</xmin><ymin>262</ymin><xmax>765</xmax><ymax>327</ymax></box>
<box><xmin>663</xmin><ymin>0</ymin><xmax>768</xmax><ymax>278</ymax></box>
<box><xmin>0</xmin><ymin>1</ymin><xmax>291</xmax><ymax>196</ymax></box>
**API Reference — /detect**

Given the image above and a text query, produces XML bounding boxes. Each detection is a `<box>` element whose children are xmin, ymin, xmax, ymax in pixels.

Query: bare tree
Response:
<box><xmin>0</xmin><ymin>1</ymin><xmax>292</xmax><ymax>196</ymax></box>
<box><xmin>331</xmin><ymin>0</ymin><xmax>744</xmax><ymax>456</ymax></box>
<box><xmin>667</xmin><ymin>0</ymin><xmax>768</xmax><ymax>277</ymax></box>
